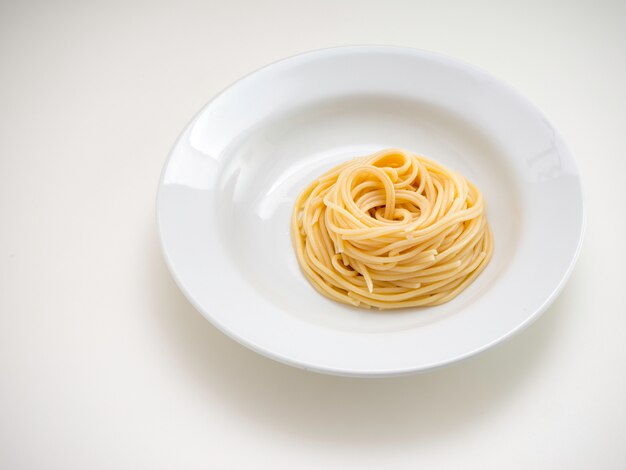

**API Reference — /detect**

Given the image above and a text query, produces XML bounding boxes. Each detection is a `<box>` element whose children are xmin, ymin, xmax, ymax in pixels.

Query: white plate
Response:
<box><xmin>157</xmin><ymin>46</ymin><xmax>584</xmax><ymax>377</ymax></box>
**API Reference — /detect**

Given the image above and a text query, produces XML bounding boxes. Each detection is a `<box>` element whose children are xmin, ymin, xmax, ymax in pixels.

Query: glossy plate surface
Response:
<box><xmin>157</xmin><ymin>46</ymin><xmax>584</xmax><ymax>376</ymax></box>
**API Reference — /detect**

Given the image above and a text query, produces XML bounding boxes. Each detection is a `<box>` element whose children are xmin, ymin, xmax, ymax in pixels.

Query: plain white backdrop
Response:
<box><xmin>1</xmin><ymin>0</ymin><xmax>624</xmax><ymax>468</ymax></box>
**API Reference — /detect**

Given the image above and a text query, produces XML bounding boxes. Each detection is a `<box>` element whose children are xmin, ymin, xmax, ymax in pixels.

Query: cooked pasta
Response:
<box><xmin>291</xmin><ymin>148</ymin><xmax>493</xmax><ymax>309</ymax></box>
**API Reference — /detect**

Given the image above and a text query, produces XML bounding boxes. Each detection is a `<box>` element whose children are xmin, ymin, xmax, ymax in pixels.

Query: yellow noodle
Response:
<box><xmin>291</xmin><ymin>148</ymin><xmax>493</xmax><ymax>310</ymax></box>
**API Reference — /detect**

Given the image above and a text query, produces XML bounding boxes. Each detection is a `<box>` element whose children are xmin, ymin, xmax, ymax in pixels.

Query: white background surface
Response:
<box><xmin>1</xmin><ymin>0</ymin><xmax>624</xmax><ymax>468</ymax></box>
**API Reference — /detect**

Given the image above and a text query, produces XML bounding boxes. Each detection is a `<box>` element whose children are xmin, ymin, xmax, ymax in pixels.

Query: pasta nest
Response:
<box><xmin>291</xmin><ymin>148</ymin><xmax>493</xmax><ymax>309</ymax></box>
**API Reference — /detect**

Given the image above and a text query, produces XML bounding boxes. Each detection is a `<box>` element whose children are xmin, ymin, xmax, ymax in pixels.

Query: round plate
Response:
<box><xmin>157</xmin><ymin>46</ymin><xmax>584</xmax><ymax>377</ymax></box>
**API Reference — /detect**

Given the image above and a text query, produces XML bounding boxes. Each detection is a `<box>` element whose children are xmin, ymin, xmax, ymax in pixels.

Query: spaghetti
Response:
<box><xmin>291</xmin><ymin>148</ymin><xmax>493</xmax><ymax>309</ymax></box>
